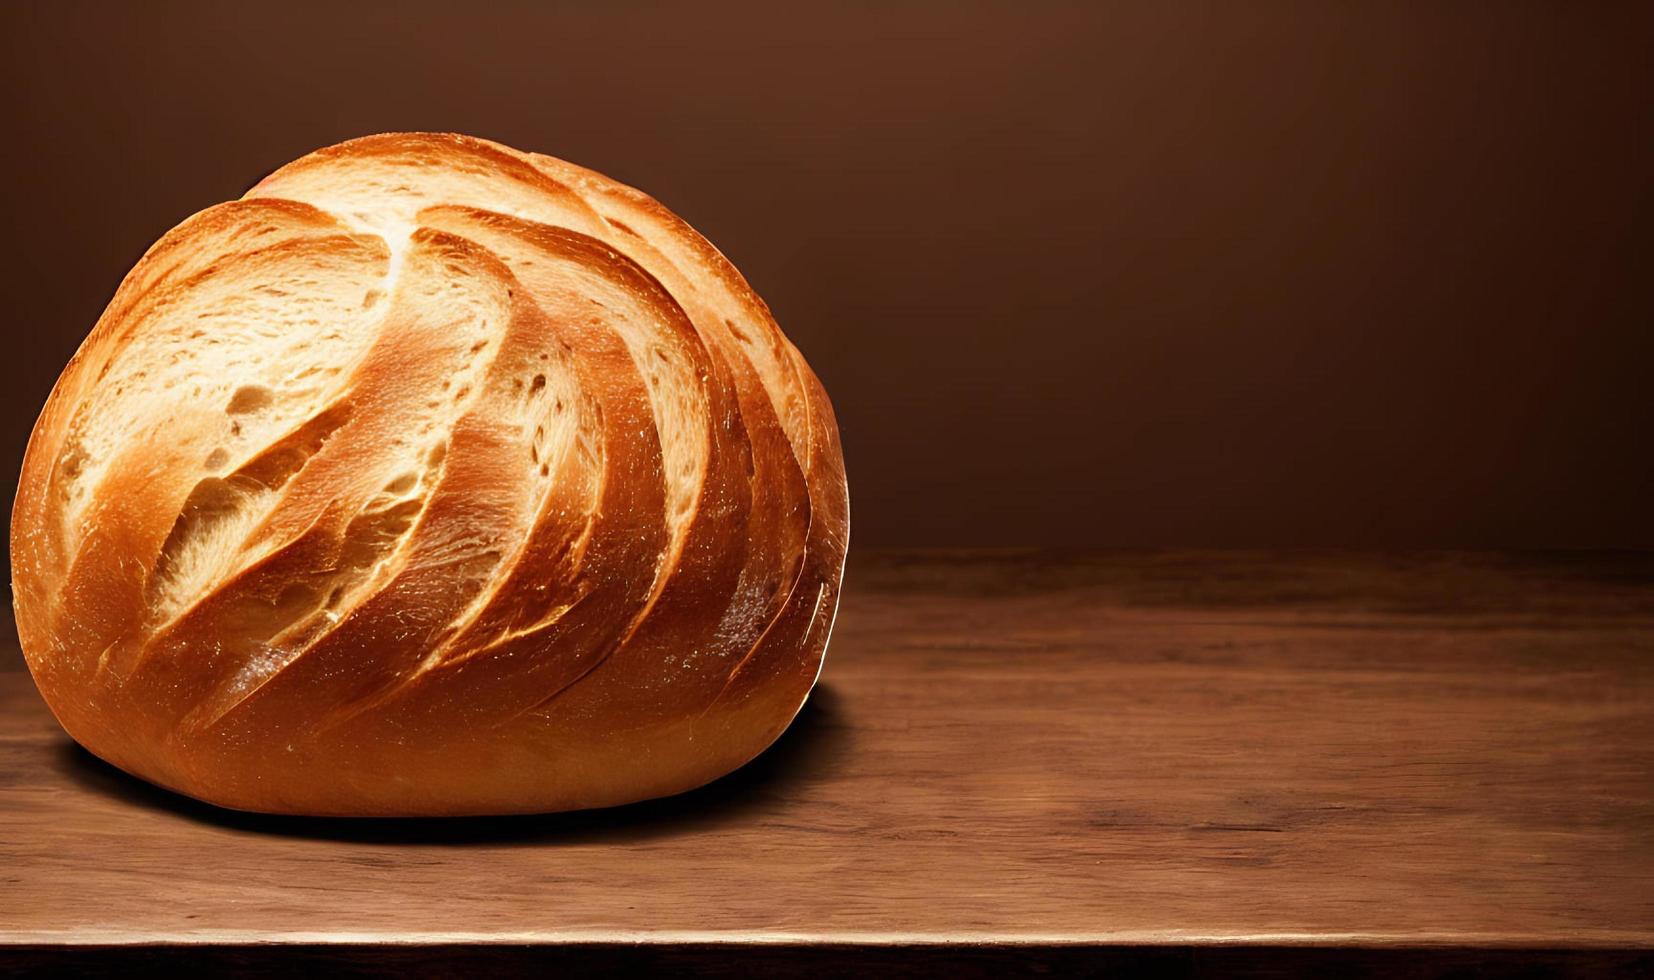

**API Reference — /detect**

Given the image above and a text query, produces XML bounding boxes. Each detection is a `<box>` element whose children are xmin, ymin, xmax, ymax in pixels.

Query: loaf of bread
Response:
<box><xmin>11</xmin><ymin>133</ymin><xmax>848</xmax><ymax>816</ymax></box>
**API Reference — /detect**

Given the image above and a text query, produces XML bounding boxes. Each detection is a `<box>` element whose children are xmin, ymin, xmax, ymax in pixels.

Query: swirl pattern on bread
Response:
<box><xmin>11</xmin><ymin>133</ymin><xmax>848</xmax><ymax>816</ymax></box>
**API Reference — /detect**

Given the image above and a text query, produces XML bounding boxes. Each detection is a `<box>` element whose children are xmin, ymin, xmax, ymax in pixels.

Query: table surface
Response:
<box><xmin>3</xmin><ymin>550</ymin><xmax>1652</xmax><ymax>973</ymax></box>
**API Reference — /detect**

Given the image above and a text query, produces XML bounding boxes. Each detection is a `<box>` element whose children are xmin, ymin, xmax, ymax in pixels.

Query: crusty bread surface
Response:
<box><xmin>11</xmin><ymin>133</ymin><xmax>848</xmax><ymax>816</ymax></box>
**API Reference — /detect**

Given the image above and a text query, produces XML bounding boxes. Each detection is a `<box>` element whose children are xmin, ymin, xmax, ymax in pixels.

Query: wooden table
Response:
<box><xmin>3</xmin><ymin>550</ymin><xmax>1651</xmax><ymax>976</ymax></box>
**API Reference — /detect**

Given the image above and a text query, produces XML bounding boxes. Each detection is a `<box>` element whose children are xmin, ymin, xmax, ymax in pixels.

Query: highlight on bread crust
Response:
<box><xmin>10</xmin><ymin>133</ymin><xmax>849</xmax><ymax>816</ymax></box>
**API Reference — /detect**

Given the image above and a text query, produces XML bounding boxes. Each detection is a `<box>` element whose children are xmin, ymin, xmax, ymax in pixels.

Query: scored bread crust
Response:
<box><xmin>10</xmin><ymin>133</ymin><xmax>849</xmax><ymax>816</ymax></box>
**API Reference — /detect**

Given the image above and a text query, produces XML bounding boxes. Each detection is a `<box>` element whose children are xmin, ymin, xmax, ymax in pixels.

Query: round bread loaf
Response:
<box><xmin>11</xmin><ymin>133</ymin><xmax>848</xmax><ymax>816</ymax></box>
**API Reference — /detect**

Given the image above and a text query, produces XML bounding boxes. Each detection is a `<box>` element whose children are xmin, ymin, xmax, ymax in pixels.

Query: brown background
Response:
<box><xmin>1</xmin><ymin>0</ymin><xmax>1649</xmax><ymax>557</ymax></box>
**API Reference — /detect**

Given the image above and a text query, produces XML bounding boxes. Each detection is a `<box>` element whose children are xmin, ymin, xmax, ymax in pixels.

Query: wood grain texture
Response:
<box><xmin>3</xmin><ymin>550</ymin><xmax>1652</xmax><ymax>975</ymax></box>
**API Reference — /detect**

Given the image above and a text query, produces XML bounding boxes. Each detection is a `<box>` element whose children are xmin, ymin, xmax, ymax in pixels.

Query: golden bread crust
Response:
<box><xmin>10</xmin><ymin>133</ymin><xmax>848</xmax><ymax>816</ymax></box>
